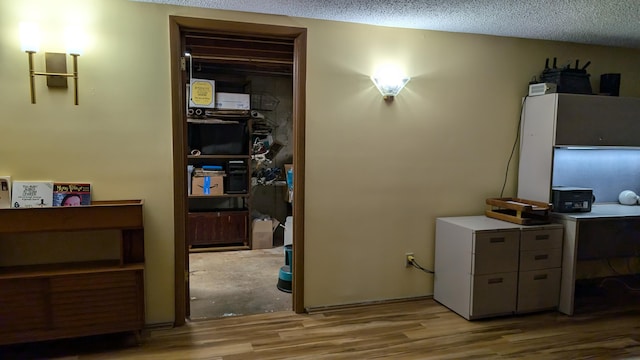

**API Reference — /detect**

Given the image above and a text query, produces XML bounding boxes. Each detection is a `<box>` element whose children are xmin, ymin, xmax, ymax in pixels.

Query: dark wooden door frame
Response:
<box><xmin>169</xmin><ymin>16</ymin><xmax>307</xmax><ymax>326</ymax></box>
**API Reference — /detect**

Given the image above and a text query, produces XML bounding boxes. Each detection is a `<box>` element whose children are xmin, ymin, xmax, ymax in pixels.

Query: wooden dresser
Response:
<box><xmin>0</xmin><ymin>200</ymin><xmax>145</xmax><ymax>345</ymax></box>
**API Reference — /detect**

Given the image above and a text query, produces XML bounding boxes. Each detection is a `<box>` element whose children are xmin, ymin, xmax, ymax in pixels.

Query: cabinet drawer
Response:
<box><xmin>188</xmin><ymin>211</ymin><xmax>248</xmax><ymax>246</ymax></box>
<box><xmin>470</xmin><ymin>272</ymin><xmax>517</xmax><ymax>318</ymax></box>
<box><xmin>50</xmin><ymin>271</ymin><xmax>139</xmax><ymax>291</ymax></box>
<box><xmin>0</xmin><ymin>270</ymin><xmax>144</xmax><ymax>344</ymax></box>
<box><xmin>51</xmin><ymin>270</ymin><xmax>144</xmax><ymax>329</ymax></box>
<box><xmin>472</xmin><ymin>231</ymin><xmax>519</xmax><ymax>274</ymax></box>
<box><xmin>0</xmin><ymin>278</ymin><xmax>50</xmax><ymax>334</ymax></box>
<box><xmin>520</xmin><ymin>228</ymin><xmax>563</xmax><ymax>250</ymax></box>
<box><xmin>517</xmin><ymin>268</ymin><xmax>561</xmax><ymax>313</ymax></box>
<box><xmin>519</xmin><ymin>248</ymin><xmax>562</xmax><ymax>271</ymax></box>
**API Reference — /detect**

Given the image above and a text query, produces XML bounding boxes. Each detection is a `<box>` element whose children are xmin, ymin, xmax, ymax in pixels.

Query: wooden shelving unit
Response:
<box><xmin>187</xmin><ymin>109</ymin><xmax>253</xmax><ymax>250</ymax></box>
<box><xmin>0</xmin><ymin>200</ymin><xmax>145</xmax><ymax>346</ymax></box>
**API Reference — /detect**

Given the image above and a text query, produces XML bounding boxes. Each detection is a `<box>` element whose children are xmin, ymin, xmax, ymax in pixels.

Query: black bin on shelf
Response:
<box><xmin>226</xmin><ymin>160</ymin><xmax>248</xmax><ymax>194</ymax></box>
<box><xmin>188</xmin><ymin>123</ymin><xmax>247</xmax><ymax>155</ymax></box>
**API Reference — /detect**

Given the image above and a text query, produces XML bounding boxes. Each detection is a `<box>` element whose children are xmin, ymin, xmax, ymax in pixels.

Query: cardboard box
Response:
<box><xmin>192</xmin><ymin>175</ymin><xmax>224</xmax><ymax>196</ymax></box>
<box><xmin>252</xmin><ymin>218</ymin><xmax>279</xmax><ymax>249</ymax></box>
<box><xmin>216</xmin><ymin>92</ymin><xmax>250</xmax><ymax>110</ymax></box>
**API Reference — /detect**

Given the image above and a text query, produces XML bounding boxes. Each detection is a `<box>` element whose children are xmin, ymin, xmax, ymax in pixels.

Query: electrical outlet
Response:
<box><xmin>405</xmin><ymin>252</ymin><xmax>414</xmax><ymax>267</ymax></box>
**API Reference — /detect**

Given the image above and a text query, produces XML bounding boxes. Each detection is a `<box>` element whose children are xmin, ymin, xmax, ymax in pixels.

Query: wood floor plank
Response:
<box><xmin>1</xmin><ymin>298</ymin><xmax>640</xmax><ymax>359</ymax></box>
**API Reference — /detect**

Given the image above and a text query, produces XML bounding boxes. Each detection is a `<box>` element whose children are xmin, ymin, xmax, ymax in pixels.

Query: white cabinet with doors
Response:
<box><xmin>517</xmin><ymin>93</ymin><xmax>640</xmax><ymax>203</ymax></box>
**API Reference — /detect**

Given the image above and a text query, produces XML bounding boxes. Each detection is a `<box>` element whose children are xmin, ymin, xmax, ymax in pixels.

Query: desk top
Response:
<box><xmin>552</xmin><ymin>203</ymin><xmax>640</xmax><ymax>220</ymax></box>
<box><xmin>437</xmin><ymin>215</ymin><xmax>563</xmax><ymax>230</ymax></box>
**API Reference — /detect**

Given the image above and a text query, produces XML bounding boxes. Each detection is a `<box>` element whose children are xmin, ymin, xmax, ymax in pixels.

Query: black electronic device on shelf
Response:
<box><xmin>226</xmin><ymin>160</ymin><xmax>248</xmax><ymax>194</ymax></box>
<box><xmin>537</xmin><ymin>57</ymin><xmax>592</xmax><ymax>95</ymax></box>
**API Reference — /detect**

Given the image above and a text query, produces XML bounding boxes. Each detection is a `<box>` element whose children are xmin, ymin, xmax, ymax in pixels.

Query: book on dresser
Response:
<box><xmin>52</xmin><ymin>182</ymin><xmax>92</xmax><ymax>206</ymax></box>
<box><xmin>11</xmin><ymin>180</ymin><xmax>54</xmax><ymax>208</ymax></box>
<box><xmin>0</xmin><ymin>176</ymin><xmax>10</xmax><ymax>209</ymax></box>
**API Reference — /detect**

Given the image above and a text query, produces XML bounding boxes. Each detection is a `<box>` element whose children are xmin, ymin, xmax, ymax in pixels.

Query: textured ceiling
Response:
<box><xmin>134</xmin><ymin>0</ymin><xmax>640</xmax><ymax>48</ymax></box>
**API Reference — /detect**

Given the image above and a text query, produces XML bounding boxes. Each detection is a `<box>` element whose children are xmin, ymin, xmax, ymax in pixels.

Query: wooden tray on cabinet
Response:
<box><xmin>485</xmin><ymin>197</ymin><xmax>552</xmax><ymax>225</ymax></box>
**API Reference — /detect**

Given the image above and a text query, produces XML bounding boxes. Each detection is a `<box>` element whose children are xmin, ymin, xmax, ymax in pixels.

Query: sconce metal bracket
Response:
<box><xmin>27</xmin><ymin>51</ymin><xmax>79</xmax><ymax>105</ymax></box>
<box><xmin>45</xmin><ymin>52</ymin><xmax>68</xmax><ymax>88</ymax></box>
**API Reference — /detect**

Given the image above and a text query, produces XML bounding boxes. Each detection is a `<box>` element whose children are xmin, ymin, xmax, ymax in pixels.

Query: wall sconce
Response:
<box><xmin>371</xmin><ymin>71</ymin><xmax>410</xmax><ymax>101</ymax></box>
<box><xmin>20</xmin><ymin>22</ymin><xmax>83</xmax><ymax>105</ymax></box>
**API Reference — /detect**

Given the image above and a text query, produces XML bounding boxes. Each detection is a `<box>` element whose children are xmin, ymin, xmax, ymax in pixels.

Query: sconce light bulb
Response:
<box><xmin>20</xmin><ymin>22</ymin><xmax>40</xmax><ymax>52</ymax></box>
<box><xmin>65</xmin><ymin>25</ymin><xmax>85</xmax><ymax>56</ymax></box>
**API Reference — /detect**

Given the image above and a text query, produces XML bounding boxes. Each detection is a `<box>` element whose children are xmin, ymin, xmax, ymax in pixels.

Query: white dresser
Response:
<box><xmin>434</xmin><ymin>216</ymin><xmax>563</xmax><ymax>320</ymax></box>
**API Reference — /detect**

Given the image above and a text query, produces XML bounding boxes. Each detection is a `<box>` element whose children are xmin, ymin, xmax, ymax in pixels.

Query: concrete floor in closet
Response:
<box><xmin>189</xmin><ymin>246</ymin><xmax>293</xmax><ymax>320</ymax></box>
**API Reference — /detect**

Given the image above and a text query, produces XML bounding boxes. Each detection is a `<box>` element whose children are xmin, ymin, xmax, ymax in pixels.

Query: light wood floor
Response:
<box><xmin>2</xmin><ymin>296</ymin><xmax>640</xmax><ymax>359</ymax></box>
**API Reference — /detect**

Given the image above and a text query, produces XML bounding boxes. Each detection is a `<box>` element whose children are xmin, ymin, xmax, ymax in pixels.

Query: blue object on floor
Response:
<box><xmin>277</xmin><ymin>266</ymin><xmax>292</xmax><ymax>293</ymax></box>
<box><xmin>284</xmin><ymin>244</ymin><xmax>292</xmax><ymax>266</ymax></box>
<box><xmin>277</xmin><ymin>245</ymin><xmax>293</xmax><ymax>293</ymax></box>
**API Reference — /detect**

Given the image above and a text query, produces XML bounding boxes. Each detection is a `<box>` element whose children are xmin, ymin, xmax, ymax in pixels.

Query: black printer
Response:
<box><xmin>551</xmin><ymin>187</ymin><xmax>593</xmax><ymax>213</ymax></box>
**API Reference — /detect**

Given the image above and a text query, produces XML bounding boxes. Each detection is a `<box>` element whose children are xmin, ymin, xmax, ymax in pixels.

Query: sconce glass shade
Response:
<box><xmin>371</xmin><ymin>75</ymin><xmax>410</xmax><ymax>99</ymax></box>
<box><xmin>20</xmin><ymin>22</ymin><xmax>40</xmax><ymax>52</ymax></box>
<box><xmin>65</xmin><ymin>26</ymin><xmax>84</xmax><ymax>55</ymax></box>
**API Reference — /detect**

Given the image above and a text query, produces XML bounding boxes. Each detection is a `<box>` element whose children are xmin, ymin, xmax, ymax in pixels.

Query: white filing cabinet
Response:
<box><xmin>434</xmin><ymin>216</ymin><xmax>563</xmax><ymax>320</ymax></box>
<box><xmin>517</xmin><ymin>226</ymin><xmax>563</xmax><ymax>313</ymax></box>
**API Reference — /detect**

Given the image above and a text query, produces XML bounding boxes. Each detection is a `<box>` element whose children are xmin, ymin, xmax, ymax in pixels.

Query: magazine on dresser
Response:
<box><xmin>52</xmin><ymin>182</ymin><xmax>92</xmax><ymax>206</ymax></box>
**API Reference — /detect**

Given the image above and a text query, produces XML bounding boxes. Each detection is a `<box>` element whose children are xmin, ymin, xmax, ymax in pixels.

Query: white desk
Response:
<box><xmin>552</xmin><ymin>203</ymin><xmax>640</xmax><ymax>315</ymax></box>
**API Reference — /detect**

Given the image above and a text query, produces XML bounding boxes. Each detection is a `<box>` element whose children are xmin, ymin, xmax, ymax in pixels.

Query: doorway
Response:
<box><xmin>169</xmin><ymin>16</ymin><xmax>307</xmax><ymax>325</ymax></box>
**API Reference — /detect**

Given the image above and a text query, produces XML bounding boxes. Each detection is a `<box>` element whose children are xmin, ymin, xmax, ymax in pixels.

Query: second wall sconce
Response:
<box><xmin>371</xmin><ymin>69</ymin><xmax>410</xmax><ymax>102</ymax></box>
<box><xmin>20</xmin><ymin>22</ymin><xmax>83</xmax><ymax>105</ymax></box>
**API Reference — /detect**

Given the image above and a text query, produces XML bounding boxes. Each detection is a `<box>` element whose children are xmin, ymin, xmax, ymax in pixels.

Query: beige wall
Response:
<box><xmin>1</xmin><ymin>0</ymin><xmax>639</xmax><ymax>323</ymax></box>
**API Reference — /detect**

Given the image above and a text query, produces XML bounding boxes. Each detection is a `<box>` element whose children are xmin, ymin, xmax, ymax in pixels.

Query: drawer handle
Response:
<box><xmin>535</xmin><ymin>234</ymin><xmax>550</xmax><ymax>240</ymax></box>
<box><xmin>534</xmin><ymin>254</ymin><xmax>549</xmax><ymax>260</ymax></box>
<box><xmin>490</xmin><ymin>237</ymin><xmax>505</xmax><ymax>243</ymax></box>
<box><xmin>488</xmin><ymin>278</ymin><xmax>503</xmax><ymax>284</ymax></box>
<box><xmin>533</xmin><ymin>274</ymin><xmax>548</xmax><ymax>280</ymax></box>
